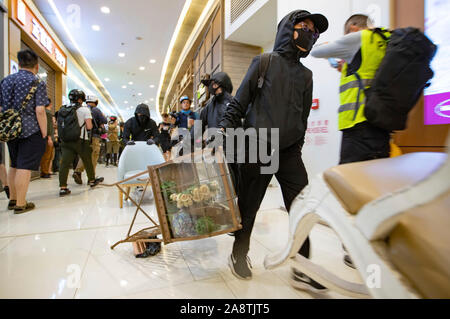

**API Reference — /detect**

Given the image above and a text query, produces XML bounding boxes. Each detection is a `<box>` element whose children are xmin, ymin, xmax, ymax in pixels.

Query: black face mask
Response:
<box><xmin>293</xmin><ymin>28</ymin><xmax>318</xmax><ymax>57</ymax></box>
<box><xmin>138</xmin><ymin>115</ymin><xmax>148</xmax><ymax>124</ymax></box>
<box><xmin>208</xmin><ymin>83</ymin><xmax>223</xmax><ymax>97</ymax></box>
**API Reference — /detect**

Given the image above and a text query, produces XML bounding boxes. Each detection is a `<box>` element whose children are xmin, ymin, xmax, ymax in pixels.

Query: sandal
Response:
<box><xmin>4</xmin><ymin>186</ymin><xmax>10</xmax><ymax>199</ymax></box>
<box><xmin>14</xmin><ymin>202</ymin><xmax>35</xmax><ymax>215</ymax></box>
<box><xmin>7</xmin><ymin>200</ymin><xmax>16</xmax><ymax>210</ymax></box>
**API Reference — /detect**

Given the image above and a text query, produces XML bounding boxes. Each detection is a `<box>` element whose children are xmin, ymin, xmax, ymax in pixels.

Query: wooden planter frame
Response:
<box><xmin>149</xmin><ymin>147</ymin><xmax>242</xmax><ymax>244</ymax></box>
<box><xmin>108</xmin><ymin>148</ymin><xmax>241</xmax><ymax>249</ymax></box>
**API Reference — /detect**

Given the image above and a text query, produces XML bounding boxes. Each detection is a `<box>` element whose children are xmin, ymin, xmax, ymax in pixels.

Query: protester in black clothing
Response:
<box><xmin>194</xmin><ymin>72</ymin><xmax>240</xmax><ymax>193</ymax></box>
<box><xmin>219</xmin><ymin>10</ymin><xmax>329</xmax><ymax>293</ymax></box>
<box><xmin>123</xmin><ymin>104</ymin><xmax>159</xmax><ymax>145</ymax></box>
<box><xmin>199</xmin><ymin>72</ymin><xmax>234</xmax><ymax>132</ymax></box>
<box><xmin>158</xmin><ymin>113</ymin><xmax>173</xmax><ymax>161</ymax></box>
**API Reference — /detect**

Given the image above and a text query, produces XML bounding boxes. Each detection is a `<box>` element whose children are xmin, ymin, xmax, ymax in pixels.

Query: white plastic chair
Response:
<box><xmin>116</xmin><ymin>142</ymin><xmax>165</xmax><ymax>208</ymax></box>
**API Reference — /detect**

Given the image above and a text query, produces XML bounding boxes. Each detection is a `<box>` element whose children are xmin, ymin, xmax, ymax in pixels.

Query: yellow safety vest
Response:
<box><xmin>339</xmin><ymin>29</ymin><xmax>391</xmax><ymax>130</ymax></box>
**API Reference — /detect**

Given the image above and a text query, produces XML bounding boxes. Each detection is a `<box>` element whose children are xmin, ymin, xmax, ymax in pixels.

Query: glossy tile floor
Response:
<box><xmin>0</xmin><ymin>165</ymin><xmax>363</xmax><ymax>299</ymax></box>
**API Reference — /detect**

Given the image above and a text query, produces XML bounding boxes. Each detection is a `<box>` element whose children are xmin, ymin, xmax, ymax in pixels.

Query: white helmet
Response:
<box><xmin>86</xmin><ymin>95</ymin><xmax>98</xmax><ymax>103</ymax></box>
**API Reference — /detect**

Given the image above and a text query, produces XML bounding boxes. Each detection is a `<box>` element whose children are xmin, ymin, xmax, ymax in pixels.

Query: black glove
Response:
<box><xmin>147</xmin><ymin>139</ymin><xmax>155</xmax><ymax>145</ymax></box>
<box><xmin>126</xmin><ymin>140</ymin><xmax>136</xmax><ymax>146</ymax></box>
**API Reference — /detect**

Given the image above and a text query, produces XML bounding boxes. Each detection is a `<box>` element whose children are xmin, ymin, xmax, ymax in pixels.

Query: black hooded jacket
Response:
<box><xmin>199</xmin><ymin>72</ymin><xmax>234</xmax><ymax>133</ymax></box>
<box><xmin>219</xmin><ymin>10</ymin><xmax>313</xmax><ymax>150</ymax></box>
<box><xmin>123</xmin><ymin>104</ymin><xmax>159</xmax><ymax>144</ymax></box>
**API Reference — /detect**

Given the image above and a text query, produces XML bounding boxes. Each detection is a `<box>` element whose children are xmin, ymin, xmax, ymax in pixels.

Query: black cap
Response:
<box><xmin>292</xmin><ymin>10</ymin><xmax>329</xmax><ymax>34</ymax></box>
<box><xmin>201</xmin><ymin>78</ymin><xmax>212</xmax><ymax>87</ymax></box>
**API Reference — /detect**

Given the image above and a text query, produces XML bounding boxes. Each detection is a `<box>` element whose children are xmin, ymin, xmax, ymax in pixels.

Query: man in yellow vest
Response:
<box><xmin>311</xmin><ymin>14</ymin><xmax>391</xmax><ymax>164</ymax></box>
<box><xmin>311</xmin><ymin>15</ymin><xmax>392</xmax><ymax>269</ymax></box>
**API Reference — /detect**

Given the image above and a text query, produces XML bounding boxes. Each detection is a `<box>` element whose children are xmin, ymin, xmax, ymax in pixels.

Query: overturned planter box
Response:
<box><xmin>148</xmin><ymin>148</ymin><xmax>242</xmax><ymax>244</ymax></box>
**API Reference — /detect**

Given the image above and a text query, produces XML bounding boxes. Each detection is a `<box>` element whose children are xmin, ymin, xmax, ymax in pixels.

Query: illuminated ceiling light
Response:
<box><xmin>156</xmin><ymin>0</ymin><xmax>193</xmax><ymax>115</ymax></box>
<box><xmin>138</xmin><ymin>93</ymin><xmax>142</xmax><ymax>96</ymax></box>
<box><xmin>118</xmin><ymin>53</ymin><xmax>125</xmax><ymax>58</ymax></box>
<box><xmin>104</xmin><ymin>78</ymin><xmax>110</xmax><ymax>82</ymax></box>
<box><xmin>150</xmin><ymin>98</ymin><xmax>154</xmax><ymax>101</ymax></box>
<box><xmin>139</xmin><ymin>66</ymin><xmax>145</xmax><ymax>71</ymax></box>
<box><xmin>100</xmin><ymin>6</ymin><xmax>110</xmax><ymax>14</ymax></box>
<box><xmin>92</xmin><ymin>25</ymin><xmax>101</xmax><ymax>31</ymax></box>
<box><xmin>149</xmin><ymin>59</ymin><xmax>156</xmax><ymax>64</ymax></box>
<box><xmin>128</xmin><ymin>81</ymin><xmax>133</xmax><ymax>85</ymax></box>
<box><xmin>149</xmin><ymin>85</ymin><xmax>155</xmax><ymax>88</ymax></box>
<box><xmin>47</xmin><ymin>0</ymin><xmax>123</xmax><ymax>120</ymax></box>
<box><xmin>124</xmin><ymin>101</ymin><xmax>128</xmax><ymax>104</ymax></box>
<box><xmin>122</xmin><ymin>85</ymin><xmax>127</xmax><ymax>89</ymax></box>
<box><xmin>145</xmin><ymin>100</ymin><xmax>149</xmax><ymax>103</ymax></box>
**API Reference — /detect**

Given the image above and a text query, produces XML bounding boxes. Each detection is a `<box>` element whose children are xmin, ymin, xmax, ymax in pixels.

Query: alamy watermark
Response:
<box><xmin>172</xmin><ymin>120</ymin><xmax>280</xmax><ymax>174</ymax></box>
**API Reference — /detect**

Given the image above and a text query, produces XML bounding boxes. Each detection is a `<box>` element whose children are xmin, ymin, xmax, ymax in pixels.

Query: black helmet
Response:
<box><xmin>68</xmin><ymin>89</ymin><xmax>86</xmax><ymax>103</ymax></box>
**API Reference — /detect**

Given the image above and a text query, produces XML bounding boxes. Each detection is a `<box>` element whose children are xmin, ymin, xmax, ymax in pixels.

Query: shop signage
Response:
<box><xmin>12</xmin><ymin>0</ymin><xmax>67</xmax><ymax>73</ymax></box>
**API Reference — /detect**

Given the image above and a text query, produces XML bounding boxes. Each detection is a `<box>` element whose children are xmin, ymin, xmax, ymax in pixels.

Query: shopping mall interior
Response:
<box><xmin>0</xmin><ymin>0</ymin><xmax>449</xmax><ymax>301</ymax></box>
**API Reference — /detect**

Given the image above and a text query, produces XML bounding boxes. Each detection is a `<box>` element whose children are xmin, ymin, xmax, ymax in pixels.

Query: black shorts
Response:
<box><xmin>7</xmin><ymin>131</ymin><xmax>47</xmax><ymax>170</ymax></box>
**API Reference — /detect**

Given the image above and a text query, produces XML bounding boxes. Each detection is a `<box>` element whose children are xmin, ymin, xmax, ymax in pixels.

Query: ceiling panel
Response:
<box><xmin>33</xmin><ymin>0</ymin><xmax>186</xmax><ymax>121</ymax></box>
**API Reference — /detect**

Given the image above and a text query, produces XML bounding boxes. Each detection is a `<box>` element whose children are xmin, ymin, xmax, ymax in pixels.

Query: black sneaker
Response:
<box><xmin>40</xmin><ymin>174</ymin><xmax>51</xmax><ymax>179</ymax></box>
<box><xmin>343</xmin><ymin>254</ymin><xmax>356</xmax><ymax>269</ymax></box>
<box><xmin>228</xmin><ymin>254</ymin><xmax>252</xmax><ymax>280</ymax></box>
<box><xmin>89</xmin><ymin>178</ymin><xmax>103</xmax><ymax>188</ymax></box>
<box><xmin>136</xmin><ymin>239</ymin><xmax>162</xmax><ymax>258</ymax></box>
<box><xmin>290</xmin><ymin>268</ymin><xmax>328</xmax><ymax>293</ymax></box>
<box><xmin>72</xmin><ymin>172</ymin><xmax>82</xmax><ymax>185</ymax></box>
<box><xmin>59</xmin><ymin>188</ymin><xmax>71</xmax><ymax>197</ymax></box>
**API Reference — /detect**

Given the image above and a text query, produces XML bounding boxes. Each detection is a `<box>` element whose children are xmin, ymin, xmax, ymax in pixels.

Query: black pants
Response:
<box><xmin>340</xmin><ymin>122</ymin><xmax>390</xmax><ymax>164</ymax></box>
<box><xmin>233</xmin><ymin>143</ymin><xmax>310</xmax><ymax>258</ymax></box>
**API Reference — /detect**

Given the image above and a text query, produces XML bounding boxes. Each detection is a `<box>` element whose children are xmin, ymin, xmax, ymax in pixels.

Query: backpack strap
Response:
<box><xmin>20</xmin><ymin>79</ymin><xmax>40</xmax><ymax>112</ymax></box>
<box><xmin>370</xmin><ymin>28</ymin><xmax>390</xmax><ymax>43</ymax></box>
<box><xmin>257</xmin><ymin>53</ymin><xmax>272</xmax><ymax>89</ymax></box>
<box><xmin>353</xmin><ymin>72</ymin><xmax>367</xmax><ymax>121</ymax></box>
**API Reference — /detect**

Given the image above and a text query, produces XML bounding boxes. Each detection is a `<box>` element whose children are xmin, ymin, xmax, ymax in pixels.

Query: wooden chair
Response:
<box><xmin>264</xmin><ymin>136</ymin><xmax>450</xmax><ymax>298</ymax></box>
<box><xmin>102</xmin><ymin>142</ymin><xmax>166</xmax><ymax>249</ymax></box>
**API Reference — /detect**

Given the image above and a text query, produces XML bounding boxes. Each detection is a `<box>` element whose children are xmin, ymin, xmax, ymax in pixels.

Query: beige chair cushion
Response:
<box><xmin>387</xmin><ymin>190</ymin><xmax>450</xmax><ymax>299</ymax></box>
<box><xmin>323</xmin><ymin>153</ymin><xmax>447</xmax><ymax>215</ymax></box>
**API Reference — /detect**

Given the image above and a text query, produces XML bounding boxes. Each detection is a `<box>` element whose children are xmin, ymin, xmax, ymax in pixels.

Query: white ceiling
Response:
<box><xmin>33</xmin><ymin>0</ymin><xmax>186</xmax><ymax>121</ymax></box>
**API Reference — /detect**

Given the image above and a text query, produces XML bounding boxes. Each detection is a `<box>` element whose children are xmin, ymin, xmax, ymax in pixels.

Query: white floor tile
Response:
<box><xmin>75</xmin><ymin>227</ymin><xmax>194</xmax><ymax>299</ymax></box>
<box><xmin>120</xmin><ymin>277</ymin><xmax>236</xmax><ymax>299</ymax></box>
<box><xmin>0</xmin><ymin>229</ymin><xmax>97</xmax><ymax>299</ymax></box>
<box><xmin>224</xmin><ymin>268</ymin><xmax>302</xmax><ymax>299</ymax></box>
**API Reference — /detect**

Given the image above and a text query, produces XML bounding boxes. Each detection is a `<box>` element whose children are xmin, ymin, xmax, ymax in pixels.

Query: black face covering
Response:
<box><xmin>208</xmin><ymin>83</ymin><xmax>223</xmax><ymax>97</ymax></box>
<box><xmin>138</xmin><ymin>115</ymin><xmax>148</xmax><ymax>124</ymax></box>
<box><xmin>293</xmin><ymin>28</ymin><xmax>317</xmax><ymax>57</ymax></box>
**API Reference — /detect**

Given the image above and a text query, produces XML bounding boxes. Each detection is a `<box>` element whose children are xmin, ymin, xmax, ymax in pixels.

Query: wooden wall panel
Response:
<box><xmin>8</xmin><ymin>20</ymin><xmax>20</xmax><ymax>64</ymax></box>
<box><xmin>222</xmin><ymin>40</ymin><xmax>261</xmax><ymax>96</ymax></box>
<box><xmin>392</xmin><ymin>0</ymin><xmax>449</xmax><ymax>153</ymax></box>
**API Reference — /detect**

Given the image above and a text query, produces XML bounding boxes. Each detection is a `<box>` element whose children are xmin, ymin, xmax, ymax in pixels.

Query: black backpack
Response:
<box><xmin>362</xmin><ymin>27</ymin><xmax>437</xmax><ymax>131</ymax></box>
<box><xmin>57</xmin><ymin>103</ymin><xmax>85</xmax><ymax>142</ymax></box>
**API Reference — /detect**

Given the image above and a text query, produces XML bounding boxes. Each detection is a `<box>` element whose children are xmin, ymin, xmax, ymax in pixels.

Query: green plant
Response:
<box><xmin>195</xmin><ymin>216</ymin><xmax>218</xmax><ymax>235</ymax></box>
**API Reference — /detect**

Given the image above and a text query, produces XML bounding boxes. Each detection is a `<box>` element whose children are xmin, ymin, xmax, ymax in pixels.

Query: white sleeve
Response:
<box><xmin>310</xmin><ymin>31</ymin><xmax>362</xmax><ymax>63</ymax></box>
<box><xmin>83</xmin><ymin>107</ymin><xmax>92</xmax><ymax>121</ymax></box>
